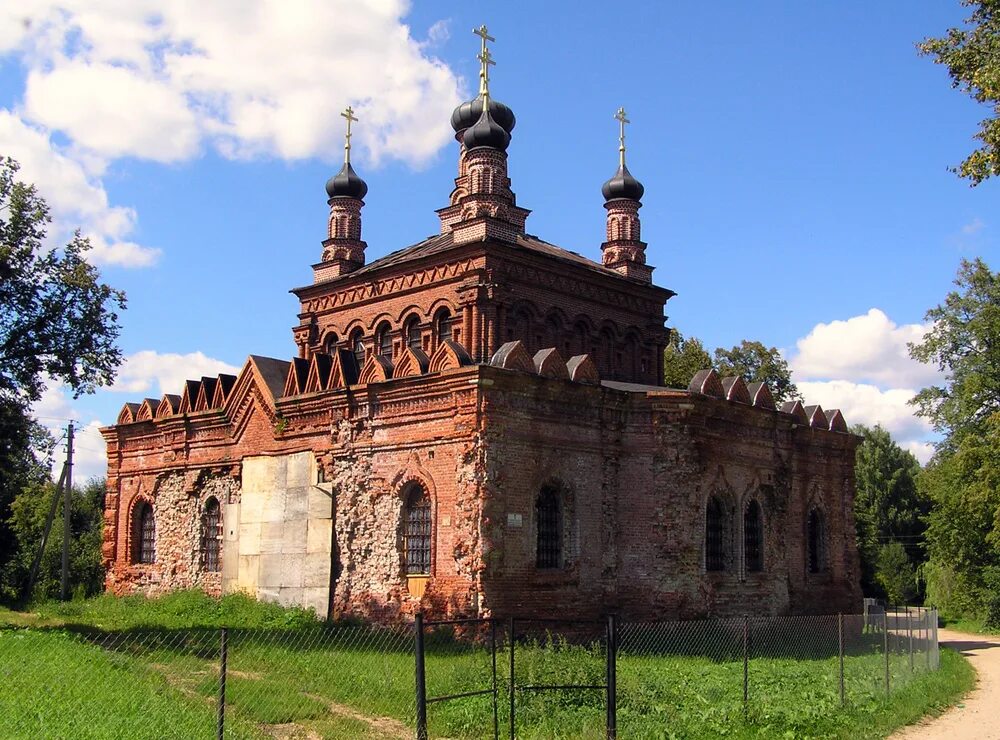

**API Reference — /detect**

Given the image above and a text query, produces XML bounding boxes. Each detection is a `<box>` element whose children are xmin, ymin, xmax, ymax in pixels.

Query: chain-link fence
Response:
<box><xmin>0</xmin><ymin>608</ymin><xmax>940</xmax><ymax>739</ymax></box>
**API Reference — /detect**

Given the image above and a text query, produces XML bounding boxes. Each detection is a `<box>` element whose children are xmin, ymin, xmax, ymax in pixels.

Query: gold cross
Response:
<box><xmin>615</xmin><ymin>107</ymin><xmax>630</xmax><ymax>167</ymax></box>
<box><xmin>473</xmin><ymin>24</ymin><xmax>496</xmax><ymax>98</ymax></box>
<box><xmin>341</xmin><ymin>106</ymin><xmax>358</xmax><ymax>164</ymax></box>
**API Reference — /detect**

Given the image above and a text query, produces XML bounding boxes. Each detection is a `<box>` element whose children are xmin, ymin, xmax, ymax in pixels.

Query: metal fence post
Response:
<box><xmin>491</xmin><ymin>618</ymin><xmax>499</xmax><ymax>740</ymax></box>
<box><xmin>606</xmin><ymin>615</ymin><xmax>617</xmax><ymax>740</ymax></box>
<box><xmin>217</xmin><ymin>627</ymin><xmax>227</xmax><ymax>740</ymax></box>
<box><xmin>838</xmin><ymin>613</ymin><xmax>845</xmax><ymax>707</ymax></box>
<box><xmin>907</xmin><ymin>609</ymin><xmax>914</xmax><ymax>671</ymax></box>
<box><xmin>509</xmin><ymin>617</ymin><xmax>516</xmax><ymax>740</ymax></box>
<box><xmin>415</xmin><ymin>613</ymin><xmax>428</xmax><ymax>740</ymax></box>
<box><xmin>883</xmin><ymin>615</ymin><xmax>890</xmax><ymax>696</ymax></box>
<box><xmin>742</xmin><ymin>615</ymin><xmax>749</xmax><ymax>721</ymax></box>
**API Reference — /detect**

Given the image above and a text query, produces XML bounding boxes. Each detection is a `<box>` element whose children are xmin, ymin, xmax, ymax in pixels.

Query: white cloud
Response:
<box><xmin>112</xmin><ymin>350</ymin><xmax>240</xmax><ymax>397</ymax></box>
<box><xmin>0</xmin><ymin>110</ymin><xmax>161</xmax><ymax>267</ymax></box>
<box><xmin>4</xmin><ymin>1</ymin><xmax>462</xmax><ymax>168</ymax></box>
<box><xmin>791</xmin><ymin>308</ymin><xmax>940</xmax><ymax>388</ymax></box>
<box><xmin>790</xmin><ymin>309</ymin><xmax>941</xmax><ymax>465</ymax></box>
<box><xmin>797</xmin><ymin>380</ymin><xmax>931</xmax><ymax>439</ymax></box>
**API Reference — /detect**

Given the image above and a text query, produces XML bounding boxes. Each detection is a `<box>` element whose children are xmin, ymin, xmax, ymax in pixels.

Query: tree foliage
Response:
<box><xmin>662</xmin><ymin>331</ymin><xmax>713</xmax><ymax>389</ymax></box>
<box><xmin>0</xmin><ymin>156</ymin><xmax>125</xmax><ymax>599</ymax></box>
<box><xmin>918</xmin><ymin>0</ymin><xmax>1000</xmax><ymax>186</ymax></box>
<box><xmin>663</xmin><ymin>333</ymin><xmax>799</xmax><ymax>404</ymax></box>
<box><xmin>909</xmin><ymin>258</ymin><xmax>1000</xmax><ymax>441</ymax></box>
<box><xmin>714</xmin><ymin>340</ymin><xmax>799</xmax><ymax>404</ymax></box>
<box><xmin>851</xmin><ymin>424</ymin><xmax>928</xmax><ymax>599</ymax></box>
<box><xmin>920</xmin><ymin>416</ymin><xmax>1000</xmax><ymax>626</ymax></box>
<box><xmin>1</xmin><ymin>478</ymin><xmax>106</xmax><ymax>603</ymax></box>
<box><xmin>0</xmin><ymin>157</ymin><xmax>126</xmax><ymax>404</ymax></box>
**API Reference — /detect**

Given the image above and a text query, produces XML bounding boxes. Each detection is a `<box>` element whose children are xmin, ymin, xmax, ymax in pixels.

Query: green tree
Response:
<box><xmin>875</xmin><ymin>542</ymin><xmax>918</xmax><ymax>606</ymax></box>
<box><xmin>852</xmin><ymin>424</ymin><xmax>928</xmax><ymax>599</ymax></box>
<box><xmin>919</xmin><ymin>417</ymin><xmax>1000</xmax><ymax>625</ymax></box>
<box><xmin>663</xmin><ymin>330</ymin><xmax>713</xmax><ymax>388</ymax></box>
<box><xmin>0</xmin><ymin>156</ymin><xmax>125</xmax><ymax>596</ymax></box>
<box><xmin>908</xmin><ymin>258</ymin><xmax>1000</xmax><ymax>441</ymax></box>
<box><xmin>714</xmin><ymin>340</ymin><xmax>799</xmax><ymax>404</ymax></box>
<box><xmin>918</xmin><ymin>1</ymin><xmax>1000</xmax><ymax>185</ymax></box>
<box><xmin>2</xmin><ymin>477</ymin><xmax>106</xmax><ymax>602</ymax></box>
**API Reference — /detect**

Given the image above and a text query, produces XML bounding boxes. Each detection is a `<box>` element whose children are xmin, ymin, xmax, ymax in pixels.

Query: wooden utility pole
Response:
<box><xmin>60</xmin><ymin>421</ymin><xmax>74</xmax><ymax>601</ymax></box>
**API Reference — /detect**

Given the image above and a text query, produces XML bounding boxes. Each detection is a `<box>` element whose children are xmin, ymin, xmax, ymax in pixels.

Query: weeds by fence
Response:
<box><xmin>0</xmin><ymin>608</ymin><xmax>941</xmax><ymax>739</ymax></box>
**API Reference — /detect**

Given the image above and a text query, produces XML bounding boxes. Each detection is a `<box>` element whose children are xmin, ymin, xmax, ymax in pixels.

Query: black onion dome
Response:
<box><xmin>451</xmin><ymin>95</ymin><xmax>515</xmax><ymax>134</ymax></box>
<box><xmin>601</xmin><ymin>164</ymin><xmax>644</xmax><ymax>202</ymax></box>
<box><xmin>462</xmin><ymin>105</ymin><xmax>511</xmax><ymax>152</ymax></box>
<box><xmin>325</xmin><ymin>162</ymin><xmax>368</xmax><ymax>200</ymax></box>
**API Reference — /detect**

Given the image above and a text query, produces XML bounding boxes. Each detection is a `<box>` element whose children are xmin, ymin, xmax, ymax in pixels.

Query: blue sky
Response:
<box><xmin>1</xmin><ymin>1</ymin><xmax>996</xmax><ymax>477</ymax></box>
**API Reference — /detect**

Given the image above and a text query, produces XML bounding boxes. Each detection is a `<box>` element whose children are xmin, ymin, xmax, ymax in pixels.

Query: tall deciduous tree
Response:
<box><xmin>918</xmin><ymin>0</ymin><xmax>1000</xmax><ymax>185</ymax></box>
<box><xmin>663</xmin><ymin>331</ymin><xmax>713</xmax><ymax>389</ymax></box>
<box><xmin>852</xmin><ymin>424</ymin><xmax>928</xmax><ymax>599</ymax></box>
<box><xmin>0</xmin><ymin>156</ymin><xmax>125</xmax><ymax>596</ymax></box>
<box><xmin>714</xmin><ymin>340</ymin><xmax>799</xmax><ymax>404</ymax></box>
<box><xmin>908</xmin><ymin>258</ymin><xmax>1000</xmax><ymax>441</ymax></box>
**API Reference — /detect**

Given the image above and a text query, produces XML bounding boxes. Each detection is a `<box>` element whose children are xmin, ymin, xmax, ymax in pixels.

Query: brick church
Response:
<box><xmin>102</xmin><ymin>28</ymin><xmax>861</xmax><ymax>621</ymax></box>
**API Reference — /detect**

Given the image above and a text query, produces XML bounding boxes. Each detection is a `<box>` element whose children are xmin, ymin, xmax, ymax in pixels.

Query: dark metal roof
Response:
<box><xmin>463</xmin><ymin>106</ymin><xmax>511</xmax><ymax>152</ymax></box>
<box><xmin>601</xmin><ymin>163</ymin><xmax>644</xmax><ymax>202</ymax></box>
<box><xmin>451</xmin><ymin>95</ymin><xmax>516</xmax><ymax>134</ymax></box>
<box><xmin>325</xmin><ymin>161</ymin><xmax>368</xmax><ymax>200</ymax></box>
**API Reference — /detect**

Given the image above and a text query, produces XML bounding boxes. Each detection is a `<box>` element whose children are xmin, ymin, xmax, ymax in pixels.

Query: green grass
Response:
<box><xmin>0</xmin><ymin>594</ymin><xmax>978</xmax><ymax>739</ymax></box>
<box><xmin>940</xmin><ymin>615</ymin><xmax>1000</xmax><ymax>635</ymax></box>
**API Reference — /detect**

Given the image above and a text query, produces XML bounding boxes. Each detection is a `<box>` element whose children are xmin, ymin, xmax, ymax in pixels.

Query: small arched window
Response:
<box><xmin>134</xmin><ymin>501</ymin><xmax>156</xmax><ymax>564</ymax></box>
<box><xmin>744</xmin><ymin>500</ymin><xmax>764</xmax><ymax>573</ymax></box>
<box><xmin>323</xmin><ymin>332</ymin><xmax>339</xmax><ymax>354</ymax></box>
<box><xmin>705</xmin><ymin>496</ymin><xmax>726</xmax><ymax>572</ymax></box>
<box><xmin>808</xmin><ymin>508</ymin><xmax>827</xmax><ymax>573</ymax></box>
<box><xmin>405</xmin><ymin>316</ymin><xmax>422</xmax><ymax>351</ymax></box>
<box><xmin>434</xmin><ymin>309</ymin><xmax>453</xmax><ymax>346</ymax></box>
<box><xmin>351</xmin><ymin>329</ymin><xmax>366</xmax><ymax>369</ymax></box>
<box><xmin>376</xmin><ymin>321</ymin><xmax>393</xmax><ymax>358</ymax></box>
<box><xmin>201</xmin><ymin>498</ymin><xmax>222</xmax><ymax>572</ymax></box>
<box><xmin>403</xmin><ymin>485</ymin><xmax>431</xmax><ymax>575</ymax></box>
<box><xmin>536</xmin><ymin>485</ymin><xmax>562</xmax><ymax>569</ymax></box>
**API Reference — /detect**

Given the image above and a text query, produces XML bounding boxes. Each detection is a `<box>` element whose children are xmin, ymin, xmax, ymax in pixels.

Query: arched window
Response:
<box><xmin>434</xmin><ymin>309</ymin><xmax>453</xmax><ymax>346</ymax></box>
<box><xmin>350</xmin><ymin>329</ymin><xmax>366</xmax><ymax>369</ymax></box>
<box><xmin>744</xmin><ymin>500</ymin><xmax>764</xmax><ymax>573</ymax></box>
<box><xmin>705</xmin><ymin>496</ymin><xmax>727</xmax><ymax>572</ymax></box>
<box><xmin>405</xmin><ymin>316</ymin><xmax>422</xmax><ymax>351</ymax></box>
<box><xmin>201</xmin><ymin>498</ymin><xmax>222</xmax><ymax>572</ymax></box>
<box><xmin>403</xmin><ymin>485</ymin><xmax>431</xmax><ymax>575</ymax></box>
<box><xmin>536</xmin><ymin>485</ymin><xmax>562</xmax><ymax>569</ymax></box>
<box><xmin>323</xmin><ymin>332</ymin><xmax>339</xmax><ymax>354</ymax></box>
<box><xmin>507</xmin><ymin>308</ymin><xmax>531</xmax><ymax>344</ymax></box>
<box><xmin>376</xmin><ymin>321</ymin><xmax>393</xmax><ymax>358</ymax></box>
<box><xmin>134</xmin><ymin>501</ymin><xmax>155</xmax><ymax>564</ymax></box>
<box><xmin>807</xmin><ymin>508</ymin><xmax>827</xmax><ymax>573</ymax></box>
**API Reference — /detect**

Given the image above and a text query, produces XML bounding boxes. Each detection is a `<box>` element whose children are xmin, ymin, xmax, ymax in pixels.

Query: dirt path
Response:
<box><xmin>892</xmin><ymin>628</ymin><xmax>1000</xmax><ymax>740</ymax></box>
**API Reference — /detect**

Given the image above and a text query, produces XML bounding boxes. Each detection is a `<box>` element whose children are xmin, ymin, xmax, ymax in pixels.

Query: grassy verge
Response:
<box><xmin>0</xmin><ymin>594</ymin><xmax>978</xmax><ymax>739</ymax></box>
<box><xmin>940</xmin><ymin>616</ymin><xmax>1000</xmax><ymax>636</ymax></box>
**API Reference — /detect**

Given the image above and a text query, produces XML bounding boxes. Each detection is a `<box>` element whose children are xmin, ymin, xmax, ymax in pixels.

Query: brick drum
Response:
<box><xmin>103</xmin><ymin>89</ymin><xmax>861</xmax><ymax>623</ymax></box>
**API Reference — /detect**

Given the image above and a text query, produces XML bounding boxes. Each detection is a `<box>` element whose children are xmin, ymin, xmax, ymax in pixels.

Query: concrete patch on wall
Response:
<box><xmin>224</xmin><ymin>451</ymin><xmax>333</xmax><ymax>617</ymax></box>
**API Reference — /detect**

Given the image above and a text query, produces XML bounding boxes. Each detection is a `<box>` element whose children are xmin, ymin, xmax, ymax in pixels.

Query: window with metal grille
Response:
<box><xmin>405</xmin><ymin>316</ymin><xmax>421</xmax><ymax>350</ymax></box>
<box><xmin>536</xmin><ymin>486</ymin><xmax>561</xmax><ymax>569</ymax></box>
<box><xmin>705</xmin><ymin>496</ymin><xmax>726</xmax><ymax>572</ymax></box>
<box><xmin>744</xmin><ymin>500</ymin><xmax>764</xmax><ymax>573</ymax></box>
<box><xmin>201</xmin><ymin>498</ymin><xmax>222</xmax><ymax>572</ymax></box>
<box><xmin>808</xmin><ymin>508</ymin><xmax>827</xmax><ymax>573</ymax></box>
<box><xmin>403</xmin><ymin>485</ymin><xmax>431</xmax><ymax>575</ymax></box>
<box><xmin>135</xmin><ymin>502</ymin><xmax>155</xmax><ymax>564</ymax></box>
<box><xmin>351</xmin><ymin>330</ymin><xmax>365</xmax><ymax>369</ymax></box>
<box><xmin>376</xmin><ymin>322</ymin><xmax>392</xmax><ymax>358</ymax></box>
<box><xmin>435</xmin><ymin>309</ymin><xmax>453</xmax><ymax>345</ymax></box>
